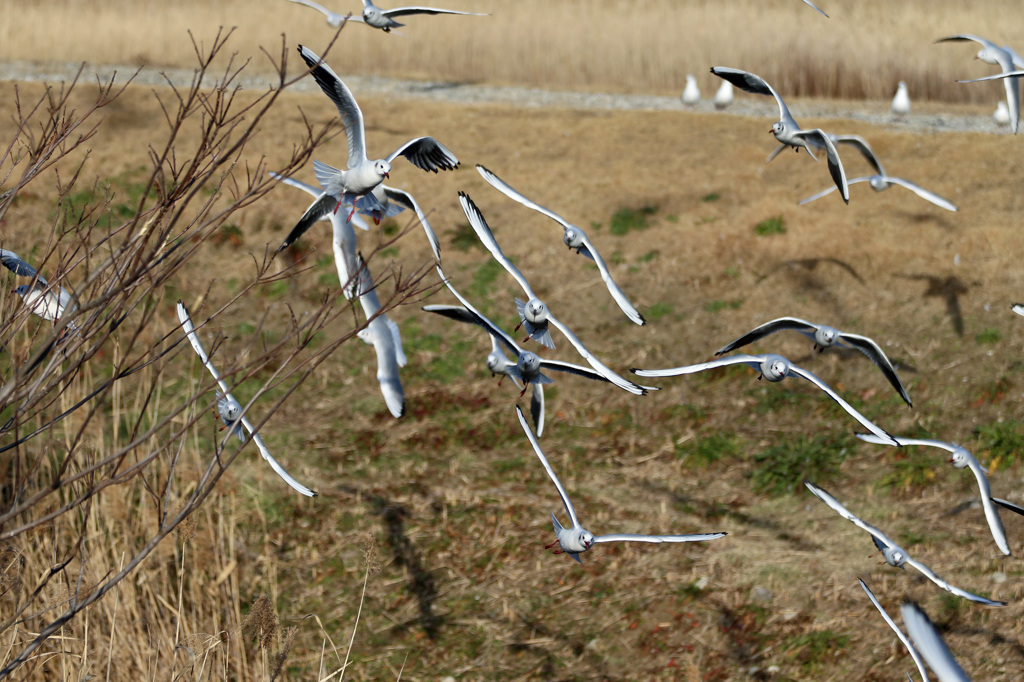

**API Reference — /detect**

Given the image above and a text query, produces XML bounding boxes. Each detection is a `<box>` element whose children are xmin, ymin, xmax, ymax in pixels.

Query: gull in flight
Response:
<box><xmin>800</xmin><ymin>174</ymin><xmax>958</xmax><ymax>211</ymax></box>
<box><xmin>354</xmin><ymin>255</ymin><xmax>407</xmax><ymax>418</ymax></box>
<box><xmin>710</xmin><ymin>66</ymin><xmax>849</xmax><ymax>203</ymax></box>
<box><xmin>805</xmin><ymin>481</ymin><xmax>1005</xmax><ymax>606</ymax></box>
<box><xmin>859</xmin><ymin>578</ymin><xmax>929</xmax><ymax>682</ymax></box>
<box><xmin>475</xmin><ymin>165</ymin><xmax>645</xmax><ymax>326</ymax></box>
<box><xmin>176</xmin><ymin>301</ymin><xmax>317</xmax><ymax>497</ymax></box>
<box><xmin>681</xmin><ymin>75</ymin><xmax>700</xmax><ymax>105</ymax></box>
<box><xmin>633</xmin><ymin>353</ymin><xmax>899</xmax><ymax>445</ymax></box>
<box><xmin>290</xmin><ymin>45</ymin><xmax>459</xmax><ymax>238</ymax></box>
<box><xmin>856</xmin><ymin>434</ymin><xmax>1009</xmax><ymax>556</ymax></box>
<box><xmin>290</xmin><ymin>0</ymin><xmax>485</xmax><ymax>32</ymax></box>
<box><xmin>458</xmin><ymin>191</ymin><xmax>648</xmax><ymax>395</ymax></box>
<box><xmin>517</xmin><ymin>405</ymin><xmax>725</xmax><ymax>563</ymax></box>
<box><xmin>2</xmin><ymin>249</ymin><xmax>79</xmax><ymax>340</ymax></box>
<box><xmin>714</xmin><ymin>317</ymin><xmax>912</xmax><ymax>407</ymax></box>
<box><xmin>901</xmin><ymin>602</ymin><xmax>970</xmax><ymax>682</ymax></box>
<box><xmin>891</xmin><ymin>81</ymin><xmax>911</xmax><ymax>116</ymax></box>
<box><xmin>938</xmin><ymin>34</ymin><xmax>1020</xmax><ymax>133</ymax></box>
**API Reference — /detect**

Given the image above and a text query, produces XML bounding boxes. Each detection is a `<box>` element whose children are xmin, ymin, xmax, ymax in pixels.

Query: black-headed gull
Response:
<box><xmin>517</xmin><ymin>405</ymin><xmax>725</xmax><ymax>563</ymax></box>
<box><xmin>681</xmin><ymin>75</ymin><xmax>700</xmax><ymax>105</ymax></box>
<box><xmin>2</xmin><ymin>249</ymin><xmax>78</xmax><ymax>338</ymax></box>
<box><xmin>710</xmin><ymin>66</ymin><xmax>849</xmax><ymax>203</ymax></box>
<box><xmin>475</xmin><ymin>165</ymin><xmax>645</xmax><ymax>326</ymax></box>
<box><xmin>176</xmin><ymin>301</ymin><xmax>317</xmax><ymax>497</ymax></box>
<box><xmin>900</xmin><ymin>602</ymin><xmax>970</xmax><ymax>682</ymax></box>
<box><xmin>714</xmin><ymin>317</ymin><xmax>912</xmax><ymax>407</ymax></box>
<box><xmin>290</xmin><ymin>45</ymin><xmax>459</xmax><ymax>237</ymax></box>
<box><xmin>859</xmin><ymin>578</ymin><xmax>929</xmax><ymax>682</ymax></box>
<box><xmin>938</xmin><ymin>34</ymin><xmax>1020</xmax><ymax>133</ymax></box>
<box><xmin>458</xmin><ymin>192</ymin><xmax>648</xmax><ymax>396</ymax></box>
<box><xmin>633</xmin><ymin>353</ymin><xmax>899</xmax><ymax>445</ymax></box>
<box><xmin>346</xmin><ymin>0</ymin><xmax>484</xmax><ymax>32</ymax></box>
<box><xmin>800</xmin><ymin>174</ymin><xmax>958</xmax><ymax>212</ymax></box>
<box><xmin>891</xmin><ymin>81</ymin><xmax>911</xmax><ymax>116</ymax></box>
<box><xmin>353</xmin><ymin>255</ymin><xmax>407</xmax><ymax>418</ymax></box>
<box><xmin>856</xmin><ymin>434</ymin><xmax>1009</xmax><ymax>556</ymax></box>
<box><xmin>805</xmin><ymin>481</ymin><xmax>1005</xmax><ymax>606</ymax></box>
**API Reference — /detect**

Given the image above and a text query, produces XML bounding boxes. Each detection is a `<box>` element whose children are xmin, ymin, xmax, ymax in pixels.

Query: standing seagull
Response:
<box><xmin>856</xmin><ymin>434</ymin><xmax>1009</xmax><ymax>556</ymax></box>
<box><xmin>517</xmin><ymin>405</ymin><xmax>725</xmax><ymax>563</ymax></box>
<box><xmin>901</xmin><ymin>602</ymin><xmax>971</xmax><ymax>682</ymax></box>
<box><xmin>805</xmin><ymin>481</ymin><xmax>1005</xmax><ymax>606</ymax></box>
<box><xmin>476</xmin><ymin>165</ymin><xmax>645</xmax><ymax>326</ymax></box>
<box><xmin>714</xmin><ymin>317</ymin><xmax>912</xmax><ymax>406</ymax></box>
<box><xmin>634</xmin><ymin>353</ymin><xmax>899</xmax><ymax>445</ymax></box>
<box><xmin>710</xmin><ymin>67</ymin><xmax>849</xmax><ymax>203</ymax></box>
<box><xmin>859</xmin><ymin>579</ymin><xmax>929</xmax><ymax>682</ymax></box>
<box><xmin>458</xmin><ymin>192</ymin><xmax>648</xmax><ymax>396</ymax></box>
<box><xmin>681</xmin><ymin>75</ymin><xmax>701</xmax><ymax>105</ymax></box>
<box><xmin>713</xmin><ymin>80</ymin><xmax>734</xmax><ymax>110</ymax></box>
<box><xmin>891</xmin><ymin>81</ymin><xmax>911</xmax><ymax>116</ymax></box>
<box><xmin>938</xmin><ymin>34</ymin><xmax>1019</xmax><ymax>133</ymax></box>
<box><xmin>290</xmin><ymin>45</ymin><xmax>459</xmax><ymax>238</ymax></box>
<box><xmin>176</xmin><ymin>302</ymin><xmax>317</xmax><ymax>497</ymax></box>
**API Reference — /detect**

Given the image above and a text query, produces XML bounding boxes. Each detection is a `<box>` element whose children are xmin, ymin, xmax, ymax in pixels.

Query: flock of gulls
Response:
<box><xmin>4</xmin><ymin>2</ymin><xmax>1024</xmax><ymax>679</ymax></box>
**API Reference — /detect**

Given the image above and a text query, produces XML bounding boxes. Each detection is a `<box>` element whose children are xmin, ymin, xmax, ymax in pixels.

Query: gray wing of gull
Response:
<box><xmin>941</xmin><ymin>35</ymin><xmax>1019</xmax><ymax>134</ymax></box>
<box><xmin>383</xmin><ymin>6</ymin><xmax>486</xmax><ymax>18</ymax></box>
<box><xmin>836</xmin><ymin>331</ymin><xmax>912</xmax><ymax>406</ymax></box>
<box><xmin>279</xmin><ymin>192</ymin><xmax>338</xmax><ymax>252</ymax></box>
<box><xmin>381</xmin><ymin>185</ymin><xmax>441</xmax><ymax>262</ymax></box>
<box><xmin>799</xmin><ymin>176</ymin><xmax>872</xmax><ymax>205</ymax></box>
<box><xmin>475</xmin><ymin>165</ymin><xmax>644</xmax><ymax>326</ymax></box>
<box><xmin>386</xmin><ymin>317</ymin><xmax>406</xmax><ymax>367</ymax></box>
<box><xmin>298</xmin><ymin>45</ymin><xmax>368</xmax><ymax>168</ymax></box>
<box><xmin>633</xmin><ymin>353</ymin><xmax>765</xmax><ymax>378</ymax></box>
<box><xmin>0</xmin><ymin>249</ymin><xmax>44</xmax><ymax>282</ymax></box>
<box><xmin>517</xmin><ymin>404</ymin><xmax>579</xmax><ymax>529</ymax></box>
<box><xmin>270</xmin><ymin>172</ymin><xmax>369</xmax><ymax>229</ymax></box>
<box><xmin>710</xmin><ymin>67</ymin><xmax>796</xmax><ymax>127</ymax></box>
<box><xmin>1013</xmin><ymin>303</ymin><xmax>1024</xmax><ymax>318</ymax></box>
<box><xmin>802</xmin><ymin>0</ymin><xmax>828</xmax><ymax>17</ymax></box>
<box><xmin>858</xmin><ymin>579</ymin><xmax>929</xmax><ymax>682</ymax></box>
<box><xmin>804</xmin><ymin>481</ymin><xmax>902</xmax><ymax>550</ymax></box>
<box><xmin>994</xmin><ymin>497</ymin><xmax>1024</xmax><ymax>515</ymax></box>
<box><xmin>786</xmin><ymin>362</ymin><xmax>898</xmax><ymax>445</ymax></box>
<box><xmin>879</xmin><ymin>176</ymin><xmax>958</xmax><ymax>212</ymax></box>
<box><xmin>795</xmin><ymin>129</ymin><xmax>849</xmax><ymax>203</ymax></box>
<box><xmin>830</xmin><ymin>134</ymin><xmax>885</xmax><ymax>176</ymax></box>
<box><xmin>427</xmin><ymin>268</ymin><xmax>523</xmax><ymax>358</ymax></box>
<box><xmin>964</xmin><ymin>70</ymin><xmax>1024</xmax><ymax>81</ymax></box>
<box><xmin>545</xmin><ymin>313</ymin><xmax>647</xmax><ymax>395</ymax></box>
<box><xmin>900</xmin><ymin>602</ymin><xmax>971</xmax><ymax>682</ymax></box>
<box><xmin>594</xmin><ymin>532</ymin><xmax>726</xmax><ymax>544</ymax></box>
<box><xmin>384</xmin><ymin>137</ymin><xmax>459</xmax><ymax>172</ymax></box>
<box><xmin>903</xmin><ymin>555</ymin><xmax>1005</xmax><ymax>606</ymax></box>
<box><xmin>530</xmin><ymin>383</ymin><xmax>545</xmax><ymax>438</ymax></box>
<box><xmin>176</xmin><ymin>301</ymin><xmax>232</xmax><ymax>398</ymax></box>
<box><xmin>239</xmin><ymin>416</ymin><xmax>318</xmax><ymax>497</ymax></box>
<box><xmin>359</xmin><ymin>320</ymin><xmax>405</xmax><ymax>418</ymax></box>
<box><xmin>287</xmin><ymin>0</ymin><xmax>345</xmax><ymax>23</ymax></box>
<box><xmin>715</xmin><ymin>317</ymin><xmax>818</xmax><ymax>355</ymax></box>
<box><xmin>539</xmin><ymin>358</ymin><xmax>612</xmax><ymax>383</ymax></box>
<box><xmin>458</xmin><ymin>191</ymin><xmax>538</xmax><ymax>302</ymax></box>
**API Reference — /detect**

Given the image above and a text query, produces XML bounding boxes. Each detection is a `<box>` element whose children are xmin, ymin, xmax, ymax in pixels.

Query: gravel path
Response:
<box><xmin>0</xmin><ymin>59</ymin><xmax>1009</xmax><ymax>135</ymax></box>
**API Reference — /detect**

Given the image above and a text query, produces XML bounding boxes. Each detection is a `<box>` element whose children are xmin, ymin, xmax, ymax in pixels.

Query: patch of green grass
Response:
<box><xmin>700</xmin><ymin>192</ymin><xmax>720</xmax><ymax>203</ymax></box>
<box><xmin>753</xmin><ymin>215</ymin><xmax>786</xmax><ymax>236</ymax></box>
<box><xmin>666</xmin><ymin>214</ymin><xmax>679</xmax><ymax>223</ymax></box>
<box><xmin>637</xmin><ymin>250</ymin><xmax>659</xmax><ymax>263</ymax></box>
<box><xmin>60</xmin><ymin>166</ymin><xmax>153</xmax><ymax>231</ymax></box>
<box><xmin>608</xmin><ymin>250</ymin><xmax>626</xmax><ymax>265</ymax></box>
<box><xmin>876</xmin><ymin>446</ymin><xmax>941</xmax><ymax>492</ymax></box>
<box><xmin>261</xmin><ymin>280</ymin><xmax>291</xmax><ymax>300</ymax></box>
<box><xmin>675</xmin><ymin>432</ymin><xmax>742</xmax><ymax>468</ymax></box>
<box><xmin>469</xmin><ymin>259</ymin><xmax>505</xmax><ymax>299</ymax></box>
<box><xmin>379</xmin><ymin>247</ymin><xmax>399</xmax><ymax>259</ymax></box>
<box><xmin>703</xmin><ymin>299</ymin><xmax>743</xmax><ymax>314</ymax></box>
<box><xmin>447</xmin><ymin>222</ymin><xmax>482</xmax><ymax>252</ymax></box>
<box><xmin>212</xmin><ymin>223</ymin><xmax>244</xmax><ymax>248</ymax></box>
<box><xmin>974</xmin><ymin>420</ymin><xmax>1024</xmax><ymax>468</ymax></box>
<box><xmin>975</xmin><ymin>328</ymin><xmax>1002</xmax><ymax>344</ymax></box>
<box><xmin>784</xmin><ymin>630</ymin><xmax>849</xmax><ymax>673</ymax></box>
<box><xmin>590</xmin><ymin>220</ymin><xmax>602</xmax><ymax>230</ymax></box>
<box><xmin>750</xmin><ymin>435</ymin><xmax>848</xmax><ymax>497</ymax></box>
<box><xmin>644</xmin><ymin>301</ymin><xmax>673</xmax><ymax>321</ymax></box>
<box><xmin>382</xmin><ymin>220</ymin><xmax>400</xmax><ymax>236</ymax></box>
<box><xmin>609</xmin><ymin>206</ymin><xmax>657</xmax><ymax>236</ymax></box>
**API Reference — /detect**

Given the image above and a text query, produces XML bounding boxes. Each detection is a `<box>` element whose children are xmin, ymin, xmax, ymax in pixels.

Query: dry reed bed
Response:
<box><xmin>3</xmin><ymin>0</ymin><xmax>1024</xmax><ymax>102</ymax></box>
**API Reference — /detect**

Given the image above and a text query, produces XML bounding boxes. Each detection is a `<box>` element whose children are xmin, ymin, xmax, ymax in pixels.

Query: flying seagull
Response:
<box><xmin>289</xmin><ymin>45</ymin><xmax>459</xmax><ymax>240</ymax></box>
<box><xmin>714</xmin><ymin>317</ymin><xmax>912</xmax><ymax>407</ymax></box>
<box><xmin>938</xmin><ymin>34</ymin><xmax>1020</xmax><ymax>133</ymax></box>
<box><xmin>176</xmin><ymin>301</ymin><xmax>317</xmax><ymax>497</ymax></box>
<box><xmin>517</xmin><ymin>405</ymin><xmax>725</xmax><ymax>563</ymax></box>
<box><xmin>709</xmin><ymin>66</ymin><xmax>849</xmax><ymax>203</ymax></box>
<box><xmin>353</xmin><ymin>255</ymin><xmax>407</xmax><ymax>418</ymax></box>
<box><xmin>633</xmin><ymin>353</ymin><xmax>899</xmax><ymax>446</ymax></box>
<box><xmin>293</xmin><ymin>0</ymin><xmax>487</xmax><ymax>32</ymax></box>
<box><xmin>1</xmin><ymin>249</ymin><xmax>79</xmax><ymax>340</ymax></box>
<box><xmin>800</xmin><ymin>174</ymin><xmax>957</xmax><ymax>212</ymax></box>
<box><xmin>901</xmin><ymin>602</ymin><xmax>971</xmax><ymax>682</ymax></box>
<box><xmin>805</xmin><ymin>481</ymin><xmax>1005</xmax><ymax>606</ymax></box>
<box><xmin>856</xmin><ymin>434</ymin><xmax>1009</xmax><ymax>556</ymax></box>
<box><xmin>458</xmin><ymin>191</ymin><xmax>648</xmax><ymax>396</ymax></box>
<box><xmin>476</xmin><ymin>164</ymin><xmax>645</xmax><ymax>326</ymax></box>
<box><xmin>859</xmin><ymin>578</ymin><xmax>929</xmax><ymax>682</ymax></box>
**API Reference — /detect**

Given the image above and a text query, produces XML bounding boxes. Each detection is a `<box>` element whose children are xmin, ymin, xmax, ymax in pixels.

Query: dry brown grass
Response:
<box><xmin>3</xmin><ymin>0</ymin><xmax>1024</xmax><ymax>102</ymax></box>
<box><xmin>3</xmin><ymin>21</ymin><xmax>1024</xmax><ymax>682</ymax></box>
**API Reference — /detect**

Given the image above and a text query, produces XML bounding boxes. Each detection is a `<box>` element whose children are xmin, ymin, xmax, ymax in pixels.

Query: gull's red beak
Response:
<box><xmin>768</xmin><ymin>128</ymin><xmax>774</xmax><ymax>134</ymax></box>
<box><xmin>384</xmin><ymin>172</ymin><xmax>390</xmax><ymax>179</ymax></box>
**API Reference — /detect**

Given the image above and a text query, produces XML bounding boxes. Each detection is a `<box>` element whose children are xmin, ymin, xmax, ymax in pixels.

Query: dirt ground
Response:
<box><xmin>3</xmin><ymin>73</ymin><xmax>1024</xmax><ymax>680</ymax></box>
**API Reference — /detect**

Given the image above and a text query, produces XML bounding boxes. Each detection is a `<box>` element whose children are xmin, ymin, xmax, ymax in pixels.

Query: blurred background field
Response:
<box><xmin>1</xmin><ymin>3</ymin><xmax>1024</xmax><ymax>681</ymax></box>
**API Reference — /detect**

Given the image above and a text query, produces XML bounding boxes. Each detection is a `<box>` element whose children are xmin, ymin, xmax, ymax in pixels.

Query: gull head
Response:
<box><xmin>12</xmin><ymin>284</ymin><xmax>29</xmax><ymax>299</ymax></box>
<box><xmin>524</xmin><ymin>298</ymin><xmax>549</xmax><ymax>324</ymax></box>
<box><xmin>770</xmin><ymin>121</ymin><xmax>786</xmax><ymax>137</ymax></box>
<box><xmin>562</xmin><ymin>227</ymin><xmax>585</xmax><ymax>250</ymax></box>
<box><xmin>373</xmin><ymin>159</ymin><xmax>391</xmax><ymax>181</ymax></box>
<box><xmin>486</xmin><ymin>352</ymin><xmax>507</xmax><ymax>374</ymax></box>
<box><xmin>813</xmin><ymin>326</ymin><xmax>838</xmax><ymax>348</ymax></box>
<box><xmin>517</xmin><ymin>351</ymin><xmax>542</xmax><ymax>377</ymax></box>
<box><xmin>868</xmin><ymin>176</ymin><xmax>890</xmax><ymax>192</ymax></box>
<box><xmin>949</xmin><ymin>446</ymin><xmax>972</xmax><ymax>470</ymax></box>
<box><xmin>568</xmin><ymin>528</ymin><xmax>595</xmax><ymax>552</ymax></box>
<box><xmin>217</xmin><ymin>394</ymin><xmax>242</xmax><ymax>423</ymax></box>
<box><xmin>761</xmin><ymin>354</ymin><xmax>789</xmax><ymax>382</ymax></box>
<box><xmin>882</xmin><ymin>544</ymin><xmax>907</xmax><ymax>568</ymax></box>
<box><xmin>975</xmin><ymin>47</ymin><xmax>999</xmax><ymax>65</ymax></box>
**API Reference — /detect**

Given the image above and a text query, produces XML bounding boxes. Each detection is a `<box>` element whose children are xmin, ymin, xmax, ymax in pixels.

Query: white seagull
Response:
<box><xmin>938</xmin><ymin>34</ymin><xmax>1020</xmax><ymax>133</ymax></box>
<box><xmin>2</xmin><ymin>249</ymin><xmax>78</xmax><ymax>339</ymax></box>
<box><xmin>1013</xmin><ymin>303</ymin><xmax>1024</xmax><ymax>318</ymax></box>
<box><xmin>714</xmin><ymin>317</ymin><xmax>912</xmax><ymax>407</ymax></box>
<box><xmin>176</xmin><ymin>301</ymin><xmax>317</xmax><ymax>497</ymax></box>
<box><xmin>891</xmin><ymin>81</ymin><xmax>911</xmax><ymax>116</ymax></box>
<box><xmin>356</xmin><ymin>0</ymin><xmax>484</xmax><ymax>32</ymax></box>
<box><xmin>353</xmin><ymin>255</ymin><xmax>407</xmax><ymax>418</ymax></box>
<box><xmin>855</xmin><ymin>434</ymin><xmax>1009</xmax><ymax>556</ymax></box>
<box><xmin>713</xmin><ymin>80</ymin><xmax>734</xmax><ymax>110</ymax></box>
<box><xmin>995</xmin><ymin>100</ymin><xmax>1011</xmax><ymax>126</ymax></box>
<box><xmin>681</xmin><ymin>75</ymin><xmax>701</xmax><ymax>105</ymax></box>
<box><xmin>517</xmin><ymin>405</ymin><xmax>726</xmax><ymax>563</ymax></box>
<box><xmin>901</xmin><ymin>602</ymin><xmax>971</xmax><ymax>682</ymax></box>
<box><xmin>458</xmin><ymin>192</ymin><xmax>648</xmax><ymax>396</ymax></box>
<box><xmin>800</xmin><ymin>174</ymin><xmax>958</xmax><ymax>212</ymax></box>
<box><xmin>475</xmin><ymin>165</ymin><xmax>645</xmax><ymax>326</ymax></box>
<box><xmin>805</xmin><ymin>481</ymin><xmax>1005</xmax><ymax>606</ymax></box>
<box><xmin>291</xmin><ymin>45</ymin><xmax>459</xmax><ymax>237</ymax></box>
<box><xmin>859</xmin><ymin>578</ymin><xmax>929</xmax><ymax>682</ymax></box>
<box><xmin>710</xmin><ymin>67</ymin><xmax>849</xmax><ymax>203</ymax></box>
<box><xmin>633</xmin><ymin>353</ymin><xmax>899</xmax><ymax>446</ymax></box>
